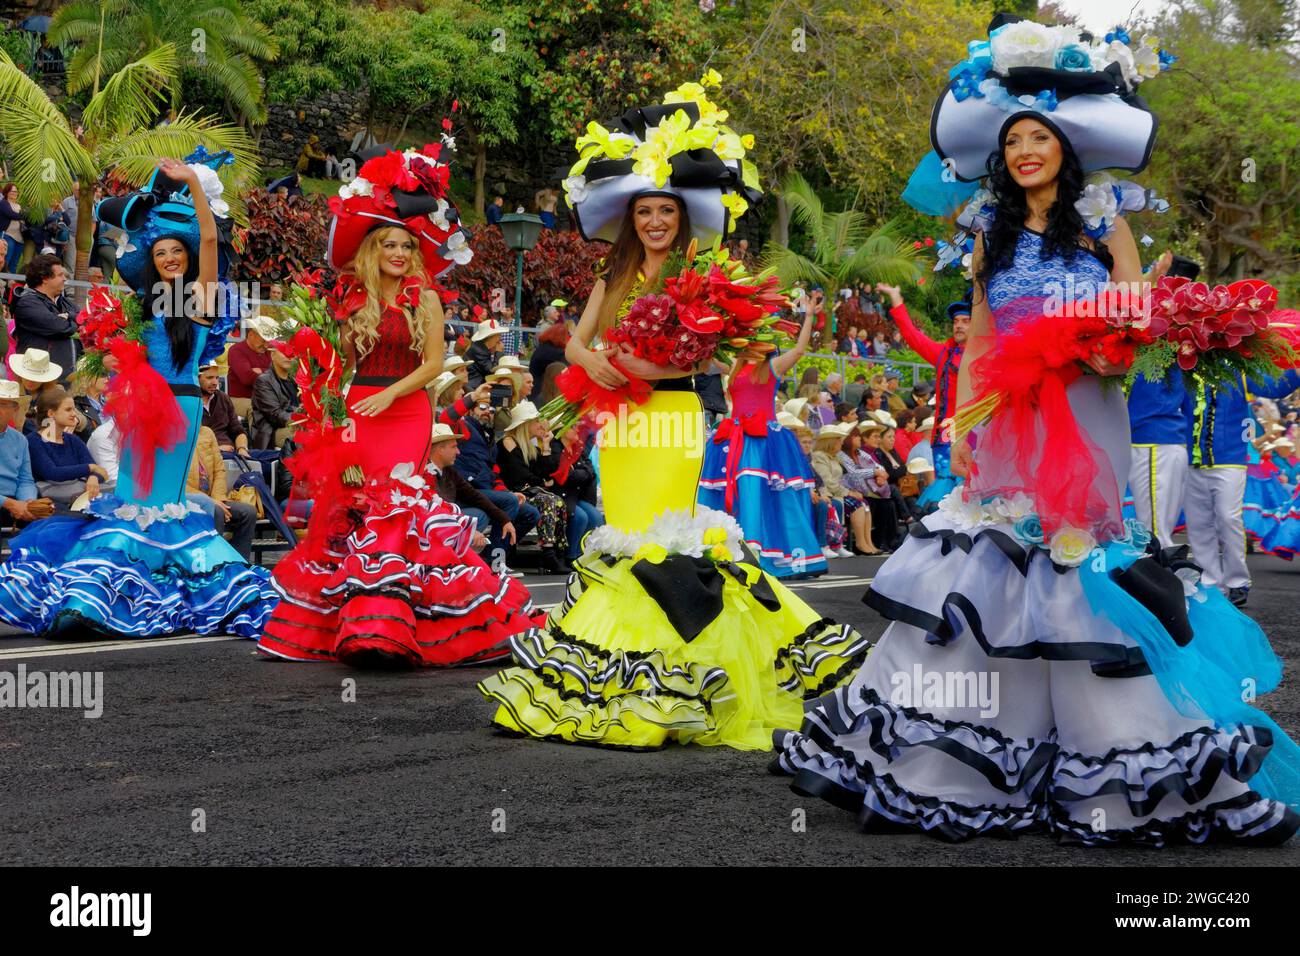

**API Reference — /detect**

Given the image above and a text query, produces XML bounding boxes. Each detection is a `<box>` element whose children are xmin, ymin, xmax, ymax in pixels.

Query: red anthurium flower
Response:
<box><xmin>359</xmin><ymin>151</ymin><xmax>405</xmax><ymax>191</ymax></box>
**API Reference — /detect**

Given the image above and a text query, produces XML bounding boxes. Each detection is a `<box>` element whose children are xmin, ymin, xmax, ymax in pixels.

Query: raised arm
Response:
<box><xmin>876</xmin><ymin>284</ymin><xmax>942</xmax><ymax>365</ymax></box>
<box><xmin>157</xmin><ymin>158</ymin><xmax>218</xmax><ymax>322</ymax></box>
<box><xmin>770</xmin><ymin>300</ymin><xmax>814</xmax><ymax>378</ymax></box>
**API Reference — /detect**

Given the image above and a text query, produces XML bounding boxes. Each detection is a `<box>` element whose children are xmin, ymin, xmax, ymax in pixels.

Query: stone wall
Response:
<box><xmin>258</xmin><ymin>88</ymin><xmax>369</xmax><ymax>172</ymax></box>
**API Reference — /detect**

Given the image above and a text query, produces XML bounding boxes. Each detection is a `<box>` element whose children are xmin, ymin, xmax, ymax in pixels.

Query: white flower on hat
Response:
<box><xmin>441</xmin><ymin>132</ymin><xmax>456</xmax><ymax>150</ymax></box>
<box><xmin>187</xmin><ymin>164</ymin><xmax>229</xmax><ymax>217</ymax></box>
<box><xmin>338</xmin><ymin>177</ymin><xmax>374</xmax><ymax>200</ymax></box>
<box><xmin>446</xmin><ymin>230</ymin><xmax>473</xmax><ymax>265</ymax></box>
<box><xmin>937</xmin><ymin>489</ymin><xmax>991</xmax><ymax>530</ymax></box>
<box><xmin>992</xmin><ymin>491</ymin><xmax>1036</xmax><ymax>523</ymax></box>
<box><xmin>431</xmin><ymin>198</ymin><xmax>451</xmax><ymax>231</ymax></box>
<box><xmin>990</xmin><ymin>20</ymin><xmax>1063</xmax><ymax>72</ymax></box>
<box><xmin>115</xmin><ymin>232</ymin><xmax>137</xmax><ymax>257</ymax></box>
<box><xmin>1092</xmin><ymin>39</ymin><xmax>1138</xmax><ymax>88</ymax></box>
<box><xmin>1133</xmin><ymin>36</ymin><xmax>1162</xmax><ymax>80</ymax></box>
<box><xmin>562</xmin><ymin>175</ymin><xmax>589</xmax><ymax>204</ymax></box>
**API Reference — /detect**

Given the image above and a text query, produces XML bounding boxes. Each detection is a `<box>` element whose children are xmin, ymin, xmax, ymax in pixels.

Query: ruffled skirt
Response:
<box><xmin>697</xmin><ymin>422</ymin><xmax>826</xmax><ymax>577</ymax></box>
<box><xmin>259</xmin><ymin>476</ymin><xmax>545</xmax><ymax>667</ymax></box>
<box><xmin>478</xmin><ymin>507</ymin><xmax>868</xmax><ymax>751</ymax></box>
<box><xmin>0</xmin><ymin>496</ymin><xmax>276</xmax><ymax>638</ymax></box>
<box><xmin>1244</xmin><ymin>472</ymin><xmax>1292</xmax><ymax>543</ymax></box>
<box><xmin>773</xmin><ymin>495</ymin><xmax>1300</xmax><ymax>845</ymax></box>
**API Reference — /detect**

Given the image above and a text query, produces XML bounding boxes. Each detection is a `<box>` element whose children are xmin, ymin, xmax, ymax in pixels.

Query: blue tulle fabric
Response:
<box><xmin>0</xmin><ymin>496</ymin><xmax>276</xmax><ymax>638</ymax></box>
<box><xmin>916</xmin><ymin>442</ymin><xmax>962</xmax><ymax>509</ymax></box>
<box><xmin>1079</xmin><ymin>541</ymin><xmax>1300</xmax><ymax>808</ymax></box>
<box><xmin>698</xmin><ymin>424</ymin><xmax>826</xmax><ymax>578</ymax></box>
<box><xmin>902</xmin><ymin>150</ymin><xmax>982</xmax><ymax>216</ymax></box>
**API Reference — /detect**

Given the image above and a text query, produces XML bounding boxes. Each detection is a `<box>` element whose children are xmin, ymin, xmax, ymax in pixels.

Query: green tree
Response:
<box><xmin>50</xmin><ymin>0</ymin><xmax>277</xmax><ymax>123</ymax></box>
<box><xmin>1141</xmin><ymin>0</ymin><xmax>1300</xmax><ymax>284</ymax></box>
<box><xmin>0</xmin><ymin>44</ymin><xmax>258</xmax><ymax>281</ymax></box>
<box><xmin>714</xmin><ymin>0</ymin><xmax>993</xmax><ymax>241</ymax></box>
<box><xmin>761</xmin><ymin>171</ymin><xmax>923</xmax><ymax>327</ymax></box>
<box><xmin>244</xmin><ymin>0</ymin><xmax>368</xmax><ymax>104</ymax></box>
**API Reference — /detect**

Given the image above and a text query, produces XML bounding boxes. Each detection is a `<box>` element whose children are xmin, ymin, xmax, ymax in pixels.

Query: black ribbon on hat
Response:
<box><xmin>392</xmin><ymin>189</ymin><xmax>439</xmax><ymax>219</ymax></box>
<box><xmin>1109</xmin><ymin>544</ymin><xmax>1201</xmax><ymax>647</ymax></box>
<box><xmin>613</xmin><ymin>101</ymin><xmax>702</xmax><ymax>139</ymax></box>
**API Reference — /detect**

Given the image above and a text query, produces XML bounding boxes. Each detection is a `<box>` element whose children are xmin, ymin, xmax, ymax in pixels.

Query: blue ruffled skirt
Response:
<box><xmin>1257</xmin><ymin>488</ymin><xmax>1300</xmax><ymax>559</ymax></box>
<box><xmin>698</xmin><ymin>422</ymin><xmax>827</xmax><ymax>578</ymax></box>
<box><xmin>1244</xmin><ymin>474</ymin><xmax>1293</xmax><ymax>543</ymax></box>
<box><xmin>0</xmin><ymin>495</ymin><xmax>277</xmax><ymax>638</ymax></box>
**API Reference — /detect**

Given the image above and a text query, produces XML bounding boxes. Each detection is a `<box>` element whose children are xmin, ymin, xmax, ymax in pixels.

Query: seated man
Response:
<box><xmin>249</xmin><ymin>343</ymin><xmax>299</xmax><ymax>450</ymax></box>
<box><xmin>427</xmin><ymin>423</ymin><xmax>518</xmax><ymax>563</ymax></box>
<box><xmin>187</xmin><ymin>425</ymin><xmax>258</xmax><ymax>560</ymax></box>
<box><xmin>0</xmin><ymin>380</ymin><xmax>55</xmax><ymax>536</ymax></box>
<box><xmin>199</xmin><ymin>364</ymin><xmax>278</xmax><ymax>485</ymax></box>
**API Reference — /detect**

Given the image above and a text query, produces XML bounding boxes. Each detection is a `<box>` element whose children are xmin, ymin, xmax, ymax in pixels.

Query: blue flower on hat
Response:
<box><xmin>1105</xmin><ymin>26</ymin><xmax>1132</xmax><ymax>45</ymax></box>
<box><xmin>1054</xmin><ymin>44</ymin><xmax>1093</xmax><ymax>72</ymax></box>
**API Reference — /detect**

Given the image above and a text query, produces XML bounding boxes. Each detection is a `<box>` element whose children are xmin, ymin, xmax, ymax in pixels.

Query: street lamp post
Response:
<box><xmin>498</xmin><ymin>213</ymin><xmax>544</xmax><ymax>327</ymax></box>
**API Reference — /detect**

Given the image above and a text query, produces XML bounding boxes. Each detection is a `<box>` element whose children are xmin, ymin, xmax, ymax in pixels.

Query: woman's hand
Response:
<box><xmin>353</xmin><ymin>388</ymin><xmax>397</xmax><ymax>417</ymax></box>
<box><xmin>609</xmin><ymin>346</ymin><xmax>667</xmax><ymax>382</ymax></box>
<box><xmin>583</xmin><ymin>348</ymin><xmax>630</xmax><ymax>389</ymax></box>
<box><xmin>89</xmin><ymin>464</ymin><xmax>108</xmax><ymax>480</ymax></box>
<box><xmin>157</xmin><ymin>158</ymin><xmax>198</xmax><ymax>187</ymax></box>
<box><xmin>951</xmin><ymin>439</ymin><xmax>973</xmax><ymax>478</ymax></box>
<box><xmin>86</xmin><ymin>475</ymin><xmax>101</xmax><ymax>499</ymax></box>
<box><xmin>1084</xmin><ymin>351</ymin><xmax>1128</xmax><ymax>377</ymax></box>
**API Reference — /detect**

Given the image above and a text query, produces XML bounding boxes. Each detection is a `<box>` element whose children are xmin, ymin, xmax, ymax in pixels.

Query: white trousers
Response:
<box><xmin>1128</xmin><ymin>444</ymin><xmax>1188</xmax><ymax>549</ymax></box>
<box><xmin>1184</xmin><ymin>466</ymin><xmax>1249</xmax><ymax>591</ymax></box>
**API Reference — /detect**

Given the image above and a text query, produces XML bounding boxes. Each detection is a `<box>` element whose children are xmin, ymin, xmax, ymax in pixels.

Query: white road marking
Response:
<box><xmin>0</xmin><ymin>634</ymin><xmax>239</xmax><ymax>660</ymax></box>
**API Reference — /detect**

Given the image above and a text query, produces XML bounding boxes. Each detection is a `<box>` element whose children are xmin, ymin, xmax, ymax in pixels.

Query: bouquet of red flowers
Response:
<box><xmin>541</xmin><ymin>239</ymin><xmax>795</xmax><ymax>443</ymax></box>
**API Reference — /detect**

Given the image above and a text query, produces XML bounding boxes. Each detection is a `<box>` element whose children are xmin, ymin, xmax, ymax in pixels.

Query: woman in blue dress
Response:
<box><xmin>0</xmin><ymin>155</ymin><xmax>278</xmax><ymax>638</ymax></box>
<box><xmin>773</xmin><ymin>15</ymin><xmax>1300</xmax><ymax>845</ymax></box>
<box><xmin>698</xmin><ymin>301</ymin><xmax>825</xmax><ymax>578</ymax></box>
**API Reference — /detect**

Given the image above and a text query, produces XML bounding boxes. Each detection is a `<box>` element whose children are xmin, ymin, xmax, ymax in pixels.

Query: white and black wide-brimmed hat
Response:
<box><xmin>562</xmin><ymin>76</ymin><xmax>762</xmax><ymax>244</ymax></box>
<box><xmin>929</xmin><ymin>14</ymin><xmax>1171</xmax><ymax>182</ymax></box>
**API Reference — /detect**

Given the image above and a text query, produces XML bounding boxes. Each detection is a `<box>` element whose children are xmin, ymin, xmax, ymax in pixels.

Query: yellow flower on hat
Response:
<box><xmin>633</xmin><ymin>542</ymin><xmax>669</xmax><ymax>564</ymax></box>
<box><xmin>708</xmin><ymin>544</ymin><xmax>734</xmax><ymax>563</ymax></box>
<box><xmin>702</xmin><ymin>527</ymin><xmax>728</xmax><ymax>546</ymax></box>
<box><xmin>712</xmin><ymin>130</ymin><xmax>749</xmax><ymax>161</ymax></box>
<box><xmin>719</xmin><ymin>192</ymin><xmax>749</xmax><ymax>230</ymax></box>
<box><xmin>570</xmin><ymin>121</ymin><xmax>634</xmax><ymax>177</ymax></box>
<box><xmin>665</xmin><ymin>82</ymin><xmax>730</xmax><ymax>128</ymax></box>
<box><xmin>701</xmin><ymin>68</ymin><xmax>722</xmax><ymax>88</ymax></box>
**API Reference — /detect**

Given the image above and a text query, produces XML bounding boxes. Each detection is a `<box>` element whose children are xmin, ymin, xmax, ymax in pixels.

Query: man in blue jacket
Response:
<box><xmin>1128</xmin><ymin>368</ymin><xmax>1192</xmax><ymax>548</ymax></box>
<box><xmin>1185</xmin><ymin>368</ymin><xmax>1300</xmax><ymax>606</ymax></box>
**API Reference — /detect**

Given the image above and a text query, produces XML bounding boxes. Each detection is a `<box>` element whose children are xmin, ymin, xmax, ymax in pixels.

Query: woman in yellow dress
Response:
<box><xmin>478</xmin><ymin>80</ymin><xmax>868</xmax><ymax>750</ymax></box>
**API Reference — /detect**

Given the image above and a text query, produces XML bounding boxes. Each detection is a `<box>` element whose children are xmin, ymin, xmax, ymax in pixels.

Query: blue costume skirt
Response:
<box><xmin>698</xmin><ymin>421</ymin><xmax>827</xmax><ymax>578</ymax></box>
<box><xmin>0</xmin><ymin>494</ymin><xmax>277</xmax><ymax>638</ymax></box>
<box><xmin>1257</xmin><ymin>486</ymin><xmax>1300</xmax><ymax>559</ymax></box>
<box><xmin>916</xmin><ymin>441</ymin><xmax>961</xmax><ymax>510</ymax></box>
<box><xmin>1244</xmin><ymin>473</ymin><xmax>1292</xmax><ymax>544</ymax></box>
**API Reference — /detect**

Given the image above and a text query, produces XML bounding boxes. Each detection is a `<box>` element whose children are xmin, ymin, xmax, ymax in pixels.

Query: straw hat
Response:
<box><xmin>776</xmin><ymin>411</ymin><xmax>805</xmax><ymax>431</ymax></box>
<box><xmin>868</xmin><ymin>410</ymin><xmax>897</xmax><ymax>428</ymax></box>
<box><xmin>246</xmin><ymin>314</ymin><xmax>282</xmax><ymax>341</ymax></box>
<box><xmin>443</xmin><ymin>354</ymin><xmax>468</xmax><ymax>371</ymax></box>
<box><xmin>472</xmin><ymin>319</ymin><xmax>507</xmax><ymax>342</ymax></box>
<box><xmin>907</xmin><ymin>457</ymin><xmax>935</xmax><ymax>475</ymax></box>
<box><xmin>496</xmin><ymin>354</ymin><xmax>527</xmax><ymax>372</ymax></box>
<box><xmin>858</xmin><ymin>419</ymin><xmax>887</xmax><ymax>434</ymax></box>
<box><xmin>919</xmin><ymin>416</ymin><xmax>936</xmax><ymax>431</ymax></box>
<box><xmin>783</xmin><ymin>397</ymin><xmax>810</xmax><ymax>420</ymax></box>
<box><xmin>505</xmin><ymin>401</ymin><xmax>541</xmax><ymax>432</ymax></box>
<box><xmin>430</xmin><ymin>371</ymin><xmax>462</xmax><ymax>401</ymax></box>
<box><xmin>8</xmin><ymin>349</ymin><xmax>62</xmax><ymax>384</ymax></box>
<box><xmin>429</xmin><ymin>423</ymin><xmax>465</xmax><ymax>446</ymax></box>
<box><xmin>817</xmin><ymin>422</ymin><xmax>852</xmax><ymax>440</ymax></box>
<box><xmin>0</xmin><ymin>380</ymin><xmax>21</xmax><ymax>401</ymax></box>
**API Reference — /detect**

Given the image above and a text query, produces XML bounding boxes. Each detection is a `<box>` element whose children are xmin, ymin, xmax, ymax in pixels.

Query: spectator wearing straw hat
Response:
<box><xmin>8</xmin><ymin>348</ymin><xmax>64</xmax><ymax>436</ymax></box>
<box><xmin>0</xmin><ymin>379</ymin><xmax>54</xmax><ymax>534</ymax></box>
<box><xmin>428</xmin><ymin>422</ymin><xmax>518</xmax><ymax>559</ymax></box>
<box><xmin>227</xmin><ymin>315</ymin><xmax>277</xmax><ymax>417</ymax></box>
<box><xmin>430</xmin><ymin>370</ymin><xmax>465</xmax><ymax>418</ymax></box>
<box><xmin>443</xmin><ymin>353</ymin><xmax>469</xmax><ymax>387</ymax></box>
<box><xmin>497</xmin><ymin>400</ymin><xmax>569</xmax><ymax>574</ymax></box>
<box><xmin>466</xmin><ymin>318</ymin><xmax>506</xmax><ymax>388</ymax></box>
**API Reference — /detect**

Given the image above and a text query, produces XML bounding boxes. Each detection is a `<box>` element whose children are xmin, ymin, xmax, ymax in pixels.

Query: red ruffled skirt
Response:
<box><xmin>259</xmin><ymin>476</ymin><xmax>545</xmax><ymax>667</ymax></box>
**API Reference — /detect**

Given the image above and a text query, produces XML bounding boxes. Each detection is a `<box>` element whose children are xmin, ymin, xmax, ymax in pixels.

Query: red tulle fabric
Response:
<box><xmin>967</xmin><ymin>309</ymin><xmax>1120</xmax><ymax>535</ymax></box>
<box><xmin>261</xmin><ymin>476</ymin><xmax>545</xmax><ymax>666</ymax></box>
<box><xmin>101</xmin><ymin>339</ymin><xmax>188</xmax><ymax>497</ymax></box>
<box><xmin>551</xmin><ymin>359</ymin><xmax>653</xmax><ymax>483</ymax></box>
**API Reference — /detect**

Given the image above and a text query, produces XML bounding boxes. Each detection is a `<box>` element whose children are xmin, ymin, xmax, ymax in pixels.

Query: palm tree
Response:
<box><xmin>0</xmin><ymin>44</ymin><xmax>259</xmax><ymax>284</ymax></box>
<box><xmin>50</xmin><ymin>0</ymin><xmax>276</xmax><ymax>124</ymax></box>
<box><xmin>761</xmin><ymin>171</ymin><xmax>922</xmax><ymax>311</ymax></box>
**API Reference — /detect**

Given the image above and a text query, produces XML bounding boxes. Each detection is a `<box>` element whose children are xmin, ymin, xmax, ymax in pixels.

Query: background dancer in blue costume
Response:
<box><xmin>0</xmin><ymin>153</ymin><xmax>277</xmax><ymax>638</ymax></box>
<box><xmin>773</xmin><ymin>14</ymin><xmax>1300</xmax><ymax>846</ymax></box>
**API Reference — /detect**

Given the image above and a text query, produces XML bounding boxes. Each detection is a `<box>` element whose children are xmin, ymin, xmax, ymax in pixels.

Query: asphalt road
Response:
<box><xmin>1</xmin><ymin>554</ymin><xmax>1297</xmax><ymax>867</ymax></box>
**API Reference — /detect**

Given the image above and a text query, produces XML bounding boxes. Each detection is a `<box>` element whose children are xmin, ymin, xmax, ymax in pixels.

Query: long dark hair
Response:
<box><xmin>142</xmin><ymin>240</ymin><xmax>200</xmax><ymax>373</ymax></box>
<box><xmin>594</xmin><ymin>194</ymin><xmax>692</xmax><ymax>338</ymax></box>
<box><xmin>976</xmin><ymin>121</ymin><xmax>1112</xmax><ymax>294</ymax></box>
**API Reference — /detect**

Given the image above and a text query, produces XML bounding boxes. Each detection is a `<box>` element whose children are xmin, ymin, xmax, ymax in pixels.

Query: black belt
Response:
<box><xmin>654</xmin><ymin>377</ymin><xmax>695</xmax><ymax>392</ymax></box>
<box><xmin>170</xmin><ymin>384</ymin><xmax>200</xmax><ymax>398</ymax></box>
<box><xmin>352</xmin><ymin>375</ymin><xmax>402</xmax><ymax>387</ymax></box>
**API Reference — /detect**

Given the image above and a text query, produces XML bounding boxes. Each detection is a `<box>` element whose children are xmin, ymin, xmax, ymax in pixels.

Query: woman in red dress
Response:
<box><xmin>258</xmin><ymin>144</ymin><xmax>545</xmax><ymax>668</ymax></box>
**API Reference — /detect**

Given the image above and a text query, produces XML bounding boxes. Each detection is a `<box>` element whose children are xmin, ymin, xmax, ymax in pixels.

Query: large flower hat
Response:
<box><xmin>326</xmin><ymin>142</ymin><xmax>472</xmax><ymax>279</ymax></box>
<box><xmin>98</xmin><ymin>145</ymin><xmax>238</xmax><ymax>293</ymax></box>
<box><xmin>908</xmin><ymin>14</ymin><xmax>1175</xmax><ymax>266</ymax></box>
<box><xmin>562</xmin><ymin>70</ymin><xmax>762</xmax><ymax>243</ymax></box>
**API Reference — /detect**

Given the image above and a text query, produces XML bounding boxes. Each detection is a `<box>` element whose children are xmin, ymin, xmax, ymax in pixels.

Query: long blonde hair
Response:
<box><xmin>505</xmin><ymin>419</ymin><xmax>536</xmax><ymax>465</ymax></box>
<box><xmin>345</xmin><ymin>226</ymin><xmax>437</xmax><ymax>360</ymax></box>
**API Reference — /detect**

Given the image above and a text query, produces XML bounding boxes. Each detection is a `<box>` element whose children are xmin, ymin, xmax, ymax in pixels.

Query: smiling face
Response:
<box><xmin>151</xmin><ymin>238</ymin><xmax>189</xmax><ymax>281</ymax></box>
<box><xmin>632</xmin><ymin>196</ymin><xmax>681</xmax><ymax>253</ymax></box>
<box><xmin>1003</xmin><ymin>117</ymin><xmax>1063</xmax><ymax>190</ymax></box>
<box><xmin>376</xmin><ymin>229</ymin><xmax>417</xmax><ymax>279</ymax></box>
